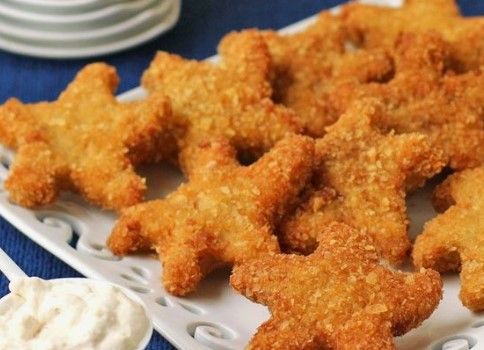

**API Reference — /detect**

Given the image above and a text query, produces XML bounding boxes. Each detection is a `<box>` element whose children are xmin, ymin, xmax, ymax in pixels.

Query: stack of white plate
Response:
<box><xmin>0</xmin><ymin>0</ymin><xmax>181</xmax><ymax>59</ymax></box>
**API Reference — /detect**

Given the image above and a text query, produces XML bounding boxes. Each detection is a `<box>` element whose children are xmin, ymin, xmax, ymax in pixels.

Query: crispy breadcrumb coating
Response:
<box><xmin>255</xmin><ymin>12</ymin><xmax>393</xmax><ymax>136</ymax></box>
<box><xmin>413</xmin><ymin>167</ymin><xmax>484</xmax><ymax>311</ymax></box>
<box><xmin>231</xmin><ymin>222</ymin><xmax>443</xmax><ymax>350</ymax></box>
<box><xmin>107</xmin><ymin>134</ymin><xmax>314</xmax><ymax>296</ymax></box>
<box><xmin>0</xmin><ymin>63</ymin><xmax>171</xmax><ymax>211</ymax></box>
<box><xmin>331</xmin><ymin>33</ymin><xmax>484</xmax><ymax>170</ymax></box>
<box><xmin>142</xmin><ymin>30</ymin><xmax>301</xmax><ymax>168</ymax></box>
<box><xmin>341</xmin><ymin>0</ymin><xmax>484</xmax><ymax>72</ymax></box>
<box><xmin>279</xmin><ymin>99</ymin><xmax>445</xmax><ymax>265</ymax></box>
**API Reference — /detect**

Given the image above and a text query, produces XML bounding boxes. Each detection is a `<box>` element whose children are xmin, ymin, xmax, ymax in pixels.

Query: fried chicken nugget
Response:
<box><xmin>253</xmin><ymin>12</ymin><xmax>393</xmax><ymax>136</ymax></box>
<box><xmin>331</xmin><ymin>33</ymin><xmax>484</xmax><ymax>170</ymax></box>
<box><xmin>0</xmin><ymin>63</ymin><xmax>171</xmax><ymax>211</ymax></box>
<box><xmin>142</xmin><ymin>30</ymin><xmax>301</xmax><ymax>167</ymax></box>
<box><xmin>341</xmin><ymin>0</ymin><xmax>484</xmax><ymax>72</ymax></box>
<box><xmin>231</xmin><ymin>222</ymin><xmax>443</xmax><ymax>350</ymax></box>
<box><xmin>413</xmin><ymin>167</ymin><xmax>484</xmax><ymax>311</ymax></box>
<box><xmin>108</xmin><ymin>134</ymin><xmax>314</xmax><ymax>295</ymax></box>
<box><xmin>279</xmin><ymin>99</ymin><xmax>445</xmax><ymax>265</ymax></box>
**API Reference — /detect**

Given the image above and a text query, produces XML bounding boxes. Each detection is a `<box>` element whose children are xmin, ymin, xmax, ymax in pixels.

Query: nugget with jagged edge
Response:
<box><xmin>331</xmin><ymin>33</ymin><xmax>484</xmax><ymax>170</ymax></box>
<box><xmin>341</xmin><ymin>0</ymin><xmax>484</xmax><ymax>72</ymax></box>
<box><xmin>231</xmin><ymin>222</ymin><xmax>443</xmax><ymax>350</ymax></box>
<box><xmin>108</xmin><ymin>134</ymin><xmax>314</xmax><ymax>296</ymax></box>
<box><xmin>142</xmin><ymin>30</ymin><xmax>301</xmax><ymax>169</ymax></box>
<box><xmin>0</xmin><ymin>63</ymin><xmax>171</xmax><ymax>211</ymax></box>
<box><xmin>256</xmin><ymin>12</ymin><xmax>393</xmax><ymax>136</ymax></box>
<box><xmin>279</xmin><ymin>99</ymin><xmax>445</xmax><ymax>265</ymax></box>
<box><xmin>413</xmin><ymin>167</ymin><xmax>484</xmax><ymax>311</ymax></box>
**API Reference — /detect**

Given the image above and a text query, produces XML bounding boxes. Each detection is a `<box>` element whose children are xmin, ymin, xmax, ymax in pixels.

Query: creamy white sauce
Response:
<box><xmin>0</xmin><ymin>277</ymin><xmax>149</xmax><ymax>350</ymax></box>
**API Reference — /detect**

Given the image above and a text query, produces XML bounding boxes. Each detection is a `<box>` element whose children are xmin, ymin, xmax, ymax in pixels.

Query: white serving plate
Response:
<box><xmin>0</xmin><ymin>2</ymin><xmax>483</xmax><ymax>349</ymax></box>
<box><xmin>0</xmin><ymin>0</ymin><xmax>180</xmax><ymax>59</ymax></box>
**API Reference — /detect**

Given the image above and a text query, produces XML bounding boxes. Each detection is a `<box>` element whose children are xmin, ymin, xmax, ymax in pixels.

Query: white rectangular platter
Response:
<box><xmin>0</xmin><ymin>1</ymin><xmax>483</xmax><ymax>349</ymax></box>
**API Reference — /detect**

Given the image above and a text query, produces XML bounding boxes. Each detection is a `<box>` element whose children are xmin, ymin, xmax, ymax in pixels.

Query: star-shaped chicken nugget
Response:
<box><xmin>341</xmin><ymin>0</ymin><xmax>484</xmax><ymax>71</ymax></box>
<box><xmin>280</xmin><ymin>99</ymin><xmax>445</xmax><ymax>265</ymax></box>
<box><xmin>413</xmin><ymin>167</ymin><xmax>484</xmax><ymax>311</ymax></box>
<box><xmin>231</xmin><ymin>222</ymin><xmax>442</xmax><ymax>350</ymax></box>
<box><xmin>107</xmin><ymin>134</ymin><xmax>314</xmax><ymax>295</ymax></box>
<box><xmin>142</xmin><ymin>30</ymin><xmax>300</xmax><ymax>167</ymax></box>
<box><xmin>254</xmin><ymin>12</ymin><xmax>393</xmax><ymax>137</ymax></box>
<box><xmin>0</xmin><ymin>63</ymin><xmax>171</xmax><ymax>210</ymax></box>
<box><xmin>331</xmin><ymin>33</ymin><xmax>484</xmax><ymax>170</ymax></box>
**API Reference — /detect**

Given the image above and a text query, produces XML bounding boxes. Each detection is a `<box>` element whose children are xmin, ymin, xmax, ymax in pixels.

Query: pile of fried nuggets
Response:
<box><xmin>0</xmin><ymin>0</ymin><xmax>482</xmax><ymax>348</ymax></box>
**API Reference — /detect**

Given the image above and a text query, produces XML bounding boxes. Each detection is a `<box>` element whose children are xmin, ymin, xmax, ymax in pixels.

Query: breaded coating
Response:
<box><xmin>107</xmin><ymin>134</ymin><xmax>314</xmax><ymax>296</ymax></box>
<box><xmin>0</xmin><ymin>63</ymin><xmax>171</xmax><ymax>211</ymax></box>
<box><xmin>331</xmin><ymin>33</ymin><xmax>484</xmax><ymax>170</ymax></box>
<box><xmin>142</xmin><ymin>30</ymin><xmax>301</xmax><ymax>168</ymax></box>
<box><xmin>413</xmin><ymin>167</ymin><xmax>484</xmax><ymax>311</ymax></box>
<box><xmin>279</xmin><ymin>99</ymin><xmax>445</xmax><ymax>265</ymax></box>
<box><xmin>341</xmin><ymin>0</ymin><xmax>484</xmax><ymax>72</ymax></box>
<box><xmin>231</xmin><ymin>222</ymin><xmax>443</xmax><ymax>350</ymax></box>
<box><xmin>255</xmin><ymin>12</ymin><xmax>393</xmax><ymax>136</ymax></box>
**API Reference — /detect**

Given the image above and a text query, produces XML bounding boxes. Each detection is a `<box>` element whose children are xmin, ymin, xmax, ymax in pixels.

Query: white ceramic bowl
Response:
<box><xmin>0</xmin><ymin>0</ymin><xmax>161</xmax><ymax>30</ymax></box>
<box><xmin>0</xmin><ymin>0</ymin><xmax>173</xmax><ymax>44</ymax></box>
<box><xmin>0</xmin><ymin>0</ymin><xmax>181</xmax><ymax>59</ymax></box>
<box><xmin>7</xmin><ymin>0</ymin><xmax>126</xmax><ymax>7</ymax></box>
<box><xmin>3</xmin><ymin>0</ymin><xmax>141</xmax><ymax>14</ymax></box>
<box><xmin>0</xmin><ymin>278</ymin><xmax>154</xmax><ymax>350</ymax></box>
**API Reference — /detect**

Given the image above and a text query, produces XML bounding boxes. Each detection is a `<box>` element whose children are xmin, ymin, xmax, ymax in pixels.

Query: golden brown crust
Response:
<box><xmin>107</xmin><ymin>134</ymin><xmax>315</xmax><ymax>295</ymax></box>
<box><xmin>142</xmin><ymin>30</ymin><xmax>301</xmax><ymax>167</ymax></box>
<box><xmin>256</xmin><ymin>12</ymin><xmax>393</xmax><ymax>137</ymax></box>
<box><xmin>341</xmin><ymin>0</ymin><xmax>484</xmax><ymax>72</ymax></box>
<box><xmin>279</xmin><ymin>99</ymin><xmax>444</xmax><ymax>265</ymax></box>
<box><xmin>413</xmin><ymin>167</ymin><xmax>484</xmax><ymax>311</ymax></box>
<box><xmin>0</xmin><ymin>63</ymin><xmax>172</xmax><ymax>211</ymax></box>
<box><xmin>231</xmin><ymin>222</ymin><xmax>443</xmax><ymax>350</ymax></box>
<box><xmin>330</xmin><ymin>33</ymin><xmax>484</xmax><ymax>170</ymax></box>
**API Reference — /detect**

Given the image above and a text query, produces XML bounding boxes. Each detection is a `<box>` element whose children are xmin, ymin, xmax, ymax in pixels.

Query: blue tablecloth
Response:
<box><xmin>0</xmin><ymin>1</ymin><xmax>481</xmax><ymax>349</ymax></box>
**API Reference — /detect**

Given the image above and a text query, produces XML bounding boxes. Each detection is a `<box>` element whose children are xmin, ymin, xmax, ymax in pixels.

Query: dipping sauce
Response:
<box><xmin>0</xmin><ymin>277</ymin><xmax>150</xmax><ymax>350</ymax></box>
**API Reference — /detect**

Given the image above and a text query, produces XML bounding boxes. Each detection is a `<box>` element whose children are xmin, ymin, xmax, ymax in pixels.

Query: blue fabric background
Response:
<box><xmin>0</xmin><ymin>1</ymin><xmax>482</xmax><ymax>349</ymax></box>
